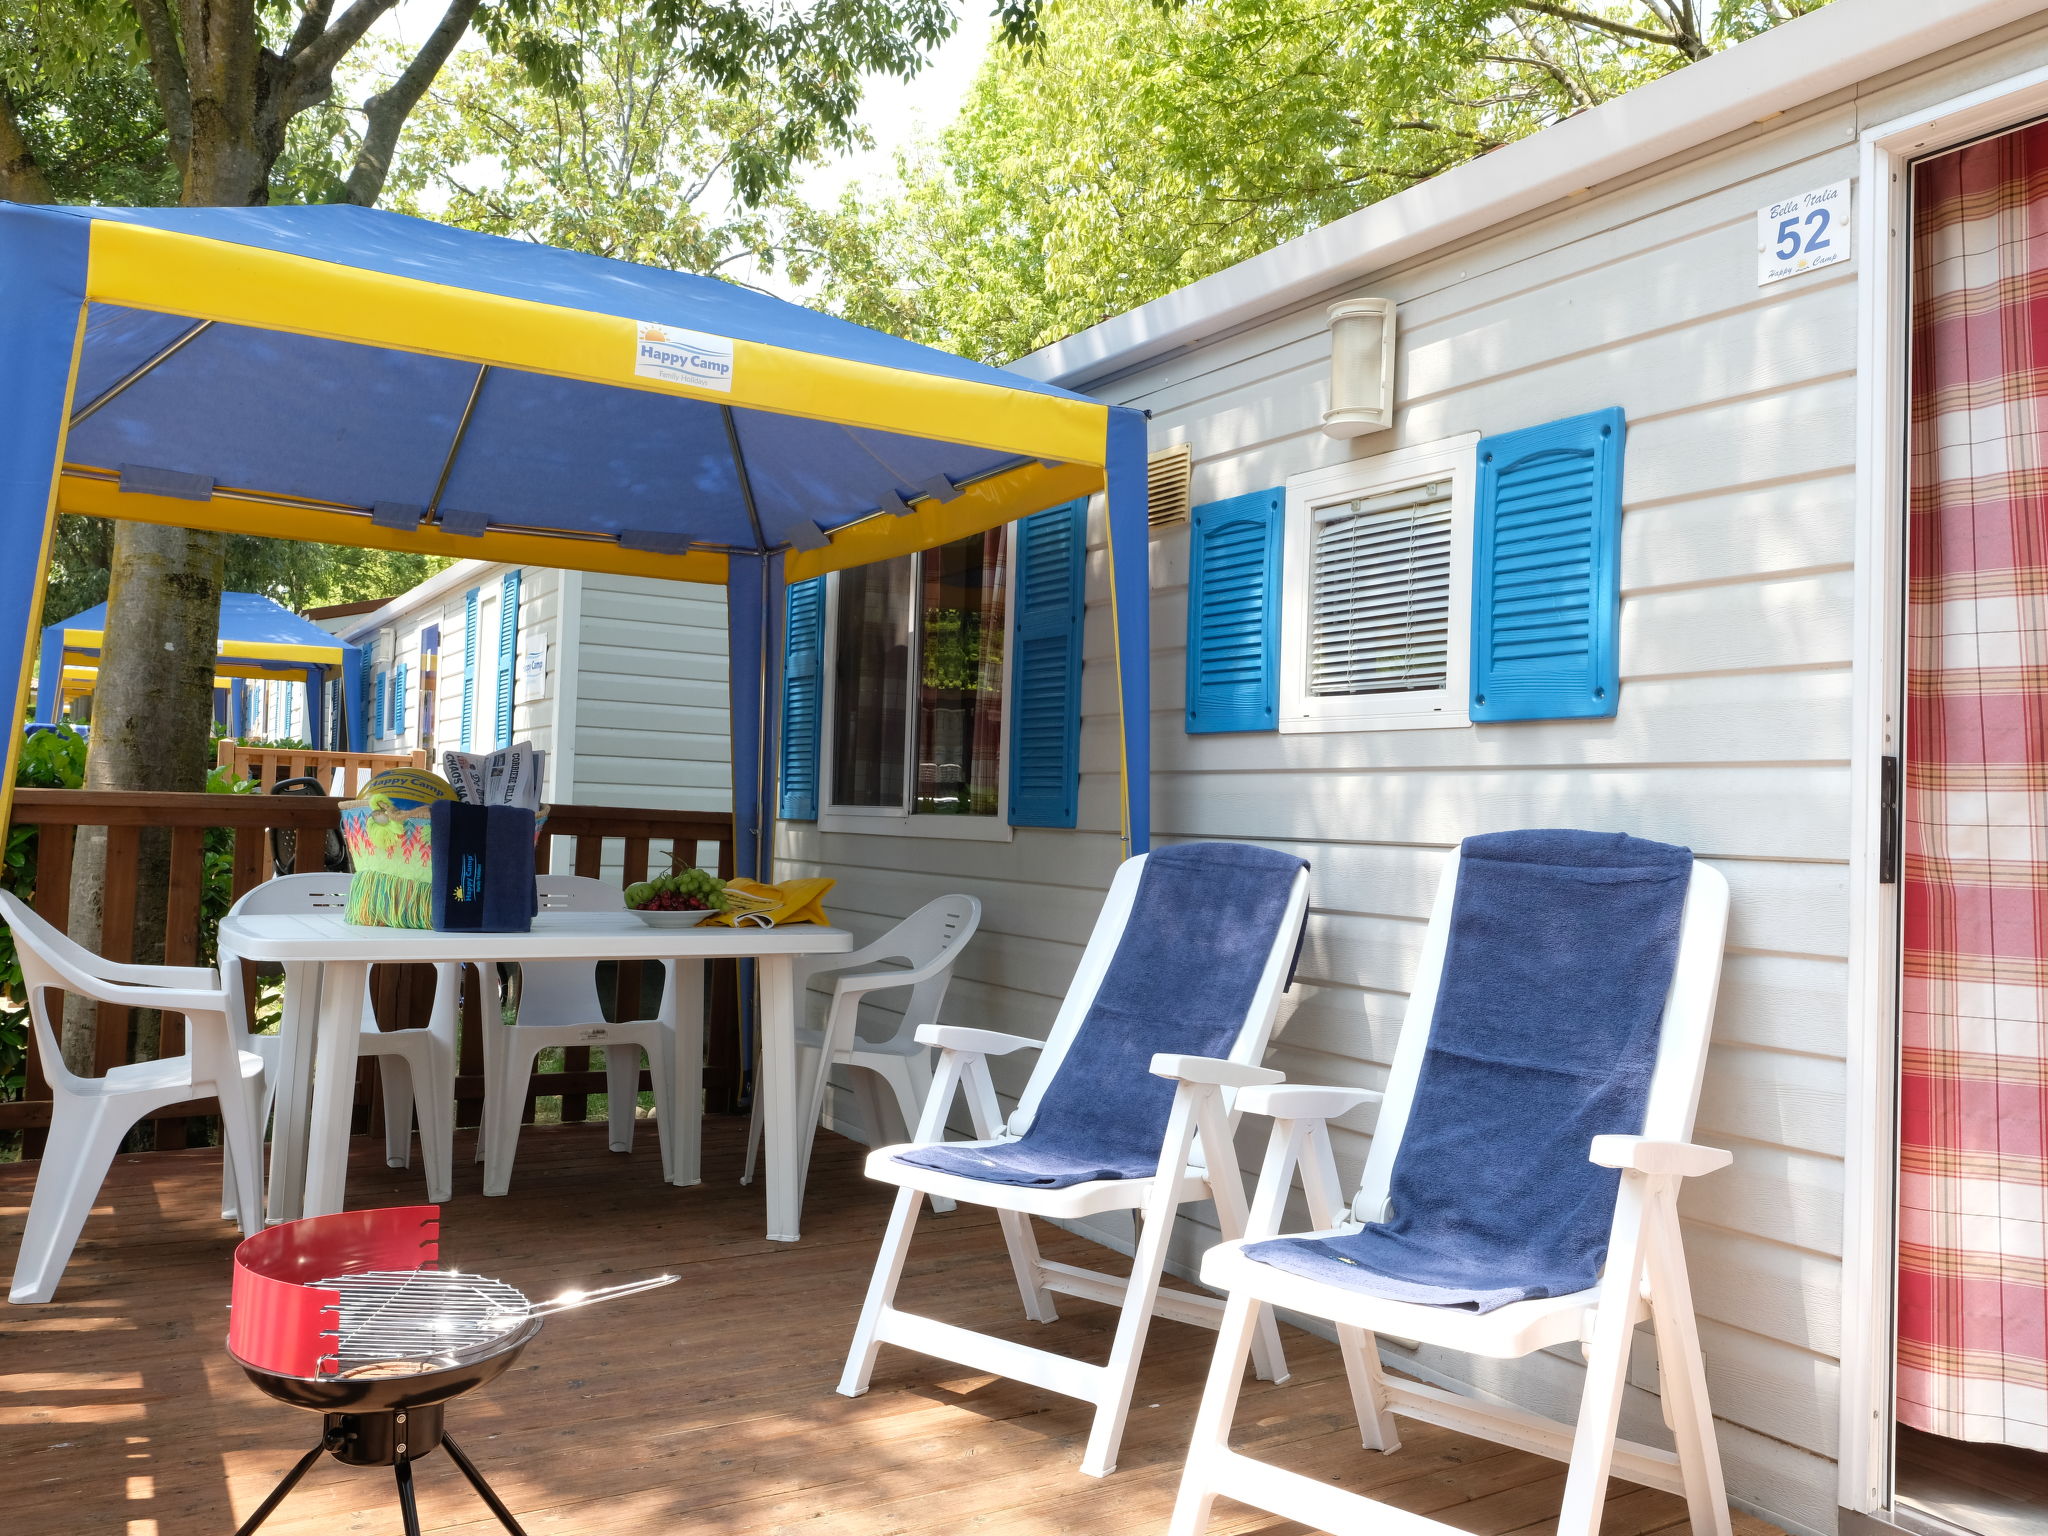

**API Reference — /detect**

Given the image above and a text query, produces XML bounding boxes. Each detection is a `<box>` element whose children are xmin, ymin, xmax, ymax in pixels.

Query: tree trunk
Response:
<box><xmin>0</xmin><ymin>85</ymin><xmax>54</xmax><ymax>203</ymax></box>
<box><xmin>63</xmin><ymin>523</ymin><xmax>226</xmax><ymax>1074</ymax></box>
<box><xmin>61</xmin><ymin>4</ymin><xmax>272</xmax><ymax>1074</ymax></box>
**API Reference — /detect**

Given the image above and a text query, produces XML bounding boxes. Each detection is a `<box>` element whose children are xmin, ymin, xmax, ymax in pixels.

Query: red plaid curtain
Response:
<box><xmin>1898</xmin><ymin>122</ymin><xmax>2048</xmax><ymax>1452</ymax></box>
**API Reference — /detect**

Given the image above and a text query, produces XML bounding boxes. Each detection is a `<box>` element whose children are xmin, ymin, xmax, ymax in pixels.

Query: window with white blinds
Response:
<box><xmin>1281</xmin><ymin>434</ymin><xmax>1477</xmax><ymax>733</ymax></box>
<box><xmin>1308</xmin><ymin>479</ymin><xmax>1453</xmax><ymax>697</ymax></box>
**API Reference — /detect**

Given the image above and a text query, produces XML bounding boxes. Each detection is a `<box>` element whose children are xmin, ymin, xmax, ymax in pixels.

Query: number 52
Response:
<box><xmin>1775</xmin><ymin>206</ymin><xmax>1832</xmax><ymax>261</ymax></box>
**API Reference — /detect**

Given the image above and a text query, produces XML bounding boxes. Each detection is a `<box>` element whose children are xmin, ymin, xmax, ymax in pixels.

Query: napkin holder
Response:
<box><xmin>428</xmin><ymin>802</ymin><xmax>538</xmax><ymax>933</ymax></box>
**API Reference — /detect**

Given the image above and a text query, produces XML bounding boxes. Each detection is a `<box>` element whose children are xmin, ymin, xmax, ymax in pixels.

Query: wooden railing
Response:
<box><xmin>1</xmin><ymin>790</ymin><xmax>740</xmax><ymax>1162</ymax></box>
<box><xmin>216</xmin><ymin>741</ymin><xmax>431</xmax><ymax>796</ymax></box>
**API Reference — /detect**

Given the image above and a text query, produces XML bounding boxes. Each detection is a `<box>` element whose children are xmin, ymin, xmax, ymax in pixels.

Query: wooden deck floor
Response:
<box><xmin>0</xmin><ymin>1120</ymin><xmax>1783</xmax><ymax>1535</ymax></box>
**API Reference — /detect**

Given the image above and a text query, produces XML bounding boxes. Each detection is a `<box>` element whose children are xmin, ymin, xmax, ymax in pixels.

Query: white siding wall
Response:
<box><xmin>779</xmin><ymin>21</ymin><xmax>2048</xmax><ymax>1536</ymax></box>
<box><xmin>569</xmin><ymin>573</ymin><xmax>730</xmax><ymax>813</ymax></box>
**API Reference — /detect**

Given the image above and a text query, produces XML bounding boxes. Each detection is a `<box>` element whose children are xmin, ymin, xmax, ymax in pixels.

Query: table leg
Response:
<box><xmin>757</xmin><ymin>955</ymin><xmax>801</xmax><ymax>1242</ymax></box>
<box><xmin>302</xmin><ymin>959</ymin><xmax>369</xmax><ymax>1219</ymax></box>
<box><xmin>263</xmin><ymin>962</ymin><xmax>320</xmax><ymax>1225</ymax></box>
<box><xmin>665</xmin><ymin>959</ymin><xmax>704</xmax><ymax>1188</ymax></box>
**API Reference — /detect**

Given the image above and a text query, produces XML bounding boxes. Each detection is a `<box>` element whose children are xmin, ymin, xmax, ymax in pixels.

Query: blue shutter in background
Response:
<box><xmin>460</xmin><ymin>586</ymin><xmax>479</xmax><ymax>748</ymax></box>
<box><xmin>394</xmin><ymin>662</ymin><xmax>408</xmax><ymax>737</ymax></box>
<box><xmin>374</xmin><ymin>670</ymin><xmax>388</xmax><ymax>738</ymax></box>
<box><xmin>779</xmin><ymin>577</ymin><xmax>826</xmax><ymax>820</ymax></box>
<box><xmin>1007</xmin><ymin>500</ymin><xmax>1086</xmax><ymax>828</ymax></box>
<box><xmin>1185</xmin><ymin>487</ymin><xmax>1282</xmax><ymax>733</ymax></box>
<box><xmin>1470</xmin><ymin>407</ymin><xmax>1626</xmax><ymax>722</ymax></box>
<box><xmin>496</xmin><ymin>569</ymin><xmax>521</xmax><ymax>748</ymax></box>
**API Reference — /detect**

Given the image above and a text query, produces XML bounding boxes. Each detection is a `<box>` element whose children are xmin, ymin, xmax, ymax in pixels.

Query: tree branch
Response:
<box><xmin>1511</xmin><ymin>0</ymin><xmax>1706</xmax><ymax>57</ymax></box>
<box><xmin>0</xmin><ymin>84</ymin><xmax>54</xmax><ymax>203</ymax></box>
<box><xmin>128</xmin><ymin>0</ymin><xmax>193</xmax><ymax>175</ymax></box>
<box><xmin>343</xmin><ymin>0</ymin><xmax>482</xmax><ymax>206</ymax></box>
<box><xmin>1480</xmin><ymin>50</ymin><xmax>1596</xmax><ymax>107</ymax></box>
<box><xmin>285</xmin><ymin>0</ymin><xmax>338</xmax><ymax>60</ymax></box>
<box><xmin>280</xmin><ymin>0</ymin><xmax>400</xmax><ymax>118</ymax></box>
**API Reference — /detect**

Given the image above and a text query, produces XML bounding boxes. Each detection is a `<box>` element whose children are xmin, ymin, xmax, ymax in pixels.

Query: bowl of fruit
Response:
<box><xmin>624</xmin><ymin>869</ymin><xmax>728</xmax><ymax>927</ymax></box>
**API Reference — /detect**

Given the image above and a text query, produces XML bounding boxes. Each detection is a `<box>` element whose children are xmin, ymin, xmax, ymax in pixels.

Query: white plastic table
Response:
<box><xmin>217</xmin><ymin>911</ymin><xmax>852</xmax><ymax>1242</ymax></box>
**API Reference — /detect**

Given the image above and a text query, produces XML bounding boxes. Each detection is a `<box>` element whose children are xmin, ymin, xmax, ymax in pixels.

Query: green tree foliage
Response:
<box><xmin>0</xmin><ymin>0</ymin><xmax>970</xmax><ymax>209</ymax></box>
<box><xmin>40</xmin><ymin>517</ymin><xmax>448</xmax><ymax>628</ymax></box>
<box><xmin>372</xmin><ymin>0</ymin><xmax>845</xmax><ymax>284</ymax></box>
<box><xmin>821</xmin><ymin>0</ymin><xmax>1831</xmax><ymax>363</ymax></box>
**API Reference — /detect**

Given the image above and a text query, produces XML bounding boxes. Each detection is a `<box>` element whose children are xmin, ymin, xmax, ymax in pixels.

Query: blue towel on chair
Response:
<box><xmin>895</xmin><ymin>842</ymin><xmax>1307</xmax><ymax>1189</ymax></box>
<box><xmin>1244</xmin><ymin>829</ymin><xmax>1692</xmax><ymax>1313</ymax></box>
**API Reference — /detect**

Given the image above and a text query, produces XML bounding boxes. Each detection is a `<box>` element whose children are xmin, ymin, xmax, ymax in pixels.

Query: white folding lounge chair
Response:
<box><xmin>1167</xmin><ymin>843</ymin><xmax>1733</xmax><ymax>1536</ymax></box>
<box><xmin>840</xmin><ymin>845</ymin><xmax>1312</xmax><ymax>1478</ymax></box>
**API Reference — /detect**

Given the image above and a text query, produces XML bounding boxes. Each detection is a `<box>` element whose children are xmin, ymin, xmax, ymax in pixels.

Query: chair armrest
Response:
<box><xmin>87</xmin><ymin>982</ymin><xmax>228</xmax><ymax>1015</ymax></box>
<box><xmin>914</xmin><ymin>1024</ymin><xmax>1041</xmax><ymax>1056</ymax></box>
<box><xmin>1150</xmin><ymin>1054</ymin><xmax>1284</xmax><ymax>1088</ymax></box>
<box><xmin>1589</xmin><ymin>1136</ymin><xmax>1731</xmax><ymax>1178</ymax></box>
<box><xmin>832</xmin><ymin>967</ymin><xmax>921</xmax><ymax>999</ymax></box>
<box><xmin>1236</xmin><ymin>1084</ymin><xmax>1381</xmax><ymax>1121</ymax></box>
<box><xmin>99</xmin><ymin>958</ymin><xmax>220</xmax><ymax>990</ymax></box>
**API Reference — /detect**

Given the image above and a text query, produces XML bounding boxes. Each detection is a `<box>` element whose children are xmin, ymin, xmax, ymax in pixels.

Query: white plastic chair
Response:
<box><xmin>219</xmin><ymin>874</ymin><xmax>463</xmax><ymax>1209</ymax></box>
<box><xmin>2</xmin><ymin>891</ymin><xmax>267</xmax><ymax>1304</ymax></box>
<box><xmin>741</xmin><ymin>894</ymin><xmax>981</xmax><ymax>1208</ymax></box>
<box><xmin>1167</xmin><ymin>849</ymin><xmax>1734</xmax><ymax>1536</ymax></box>
<box><xmin>478</xmin><ymin>875</ymin><xmax>678</xmax><ymax>1196</ymax></box>
<box><xmin>839</xmin><ymin>852</ymin><xmax>1312</xmax><ymax>1477</ymax></box>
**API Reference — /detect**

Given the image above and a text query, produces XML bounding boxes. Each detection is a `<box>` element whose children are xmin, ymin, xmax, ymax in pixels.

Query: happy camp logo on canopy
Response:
<box><xmin>633</xmin><ymin>321</ymin><xmax>735</xmax><ymax>393</ymax></box>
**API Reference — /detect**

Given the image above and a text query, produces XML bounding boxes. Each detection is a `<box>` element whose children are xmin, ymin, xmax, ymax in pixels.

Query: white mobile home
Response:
<box><xmin>777</xmin><ymin>4</ymin><xmax>2048</xmax><ymax>1535</ymax></box>
<box><xmin>345</xmin><ymin>559</ymin><xmax>729</xmax><ymax>811</ymax></box>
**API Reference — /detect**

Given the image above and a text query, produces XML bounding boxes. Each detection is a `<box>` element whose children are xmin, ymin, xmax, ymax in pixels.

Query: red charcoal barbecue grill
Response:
<box><xmin>227</xmin><ymin>1205</ymin><xmax>674</xmax><ymax>1535</ymax></box>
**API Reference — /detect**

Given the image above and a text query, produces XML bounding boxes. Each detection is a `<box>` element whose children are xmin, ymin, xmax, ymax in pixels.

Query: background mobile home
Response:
<box><xmin>777</xmin><ymin>4</ymin><xmax>2048</xmax><ymax>1535</ymax></box>
<box><xmin>345</xmin><ymin>560</ymin><xmax>730</xmax><ymax>813</ymax></box>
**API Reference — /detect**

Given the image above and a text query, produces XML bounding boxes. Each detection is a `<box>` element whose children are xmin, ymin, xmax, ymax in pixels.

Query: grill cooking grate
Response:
<box><xmin>320</xmin><ymin>1269</ymin><xmax>533</xmax><ymax>1376</ymax></box>
<box><xmin>315</xmin><ymin>1268</ymin><xmax>679</xmax><ymax>1376</ymax></box>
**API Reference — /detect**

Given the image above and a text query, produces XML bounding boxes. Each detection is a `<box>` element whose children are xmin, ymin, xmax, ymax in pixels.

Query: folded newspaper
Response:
<box><xmin>443</xmin><ymin>743</ymin><xmax>546</xmax><ymax>810</ymax></box>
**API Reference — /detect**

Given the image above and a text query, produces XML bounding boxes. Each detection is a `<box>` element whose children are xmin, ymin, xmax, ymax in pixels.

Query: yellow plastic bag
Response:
<box><xmin>707</xmin><ymin>876</ymin><xmax>835</xmax><ymax>928</ymax></box>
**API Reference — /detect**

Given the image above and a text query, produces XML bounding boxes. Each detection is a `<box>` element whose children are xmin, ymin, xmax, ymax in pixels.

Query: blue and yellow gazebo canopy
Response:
<box><xmin>34</xmin><ymin>589</ymin><xmax>359</xmax><ymax>743</ymax></box>
<box><xmin>44</xmin><ymin>203</ymin><xmax>1120</xmax><ymax>586</ymax></box>
<box><xmin>0</xmin><ymin>200</ymin><xmax>1151</xmax><ymax>859</ymax></box>
<box><xmin>45</xmin><ymin>589</ymin><xmax>349</xmax><ymax>672</ymax></box>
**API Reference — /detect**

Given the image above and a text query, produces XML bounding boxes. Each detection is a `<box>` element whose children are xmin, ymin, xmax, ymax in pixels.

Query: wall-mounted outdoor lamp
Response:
<box><xmin>1321</xmin><ymin>296</ymin><xmax>1397</xmax><ymax>438</ymax></box>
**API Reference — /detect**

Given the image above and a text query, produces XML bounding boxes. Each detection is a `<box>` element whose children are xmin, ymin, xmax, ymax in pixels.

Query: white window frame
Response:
<box><xmin>1840</xmin><ymin>66</ymin><xmax>2048</xmax><ymax>1527</ymax></box>
<box><xmin>1278</xmin><ymin>432</ymin><xmax>1479</xmax><ymax>735</ymax></box>
<box><xmin>816</xmin><ymin>542</ymin><xmax>1016</xmax><ymax>843</ymax></box>
<box><xmin>472</xmin><ymin>593</ymin><xmax>499</xmax><ymax>753</ymax></box>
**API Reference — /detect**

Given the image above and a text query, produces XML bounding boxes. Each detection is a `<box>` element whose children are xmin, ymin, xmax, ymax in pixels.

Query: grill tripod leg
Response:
<box><xmin>394</xmin><ymin>1458</ymin><xmax>424</xmax><ymax>1536</ymax></box>
<box><xmin>232</xmin><ymin>1440</ymin><xmax>328</xmax><ymax>1536</ymax></box>
<box><xmin>441</xmin><ymin>1434</ymin><xmax>531</xmax><ymax>1535</ymax></box>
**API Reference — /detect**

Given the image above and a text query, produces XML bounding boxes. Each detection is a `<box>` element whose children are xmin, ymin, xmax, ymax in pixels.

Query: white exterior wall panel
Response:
<box><xmin>774</xmin><ymin>22</ymin><xmax>2048</xmax><ymax>1536</ymax></box>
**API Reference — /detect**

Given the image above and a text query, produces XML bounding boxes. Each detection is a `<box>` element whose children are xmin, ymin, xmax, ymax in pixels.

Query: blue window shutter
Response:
<box><xmin>460</xmin><ymin>586</ymin><xmax>479</xmax><ymax>748</ymax></box>
<box><xmin>1470</xmin><ymin>408</ymin><xmax>1626</xmax><ymax>722</ymax></box>
<box><xmin>496</xmin><ymin>569</ymin><xmax>521</xmax><ymax>748</ymax></box>
<box><xmin>1185</xmin><ymin>487</ymin><xmax>1282</xmax><ymax>733</ymax></box>
<box><xmin>394</xmin><ymin>663</ymin><xmax>408</xmax><ymax>736</ymax></box>
<box><xmin>1008</xmin><ymin>500</ymin><xmax>1086</xmax><ymax>828</ymax></box>
<box><xmin>374</xmin><ymin>670</ymin><xmax>388</xmax><ymax>738</ymax></box>
<box><xmin>778</xmin><ymin>577</ymin><xmax>826</xmax><ymax>820</ymax></box>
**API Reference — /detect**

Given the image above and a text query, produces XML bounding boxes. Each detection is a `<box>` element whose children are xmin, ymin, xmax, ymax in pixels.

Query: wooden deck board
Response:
<box><xmin>0</xmin><ymin>1121</ymin><xmax>1779</xmax><ymax>1535</ymax></box>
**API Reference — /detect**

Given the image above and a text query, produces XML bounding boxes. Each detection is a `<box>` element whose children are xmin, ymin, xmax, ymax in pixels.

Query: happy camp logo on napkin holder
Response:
<box><xmin>634</xmin><ymin>321</ymin><xmax>734</xmax><ymax>393</ymax></box>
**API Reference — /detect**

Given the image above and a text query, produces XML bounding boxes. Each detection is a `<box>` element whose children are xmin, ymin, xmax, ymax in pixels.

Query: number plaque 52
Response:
<box><xmin>1758</xmin><ymin>180</ymin><xmax>1851</xmax><ymax>286</ymax></box>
